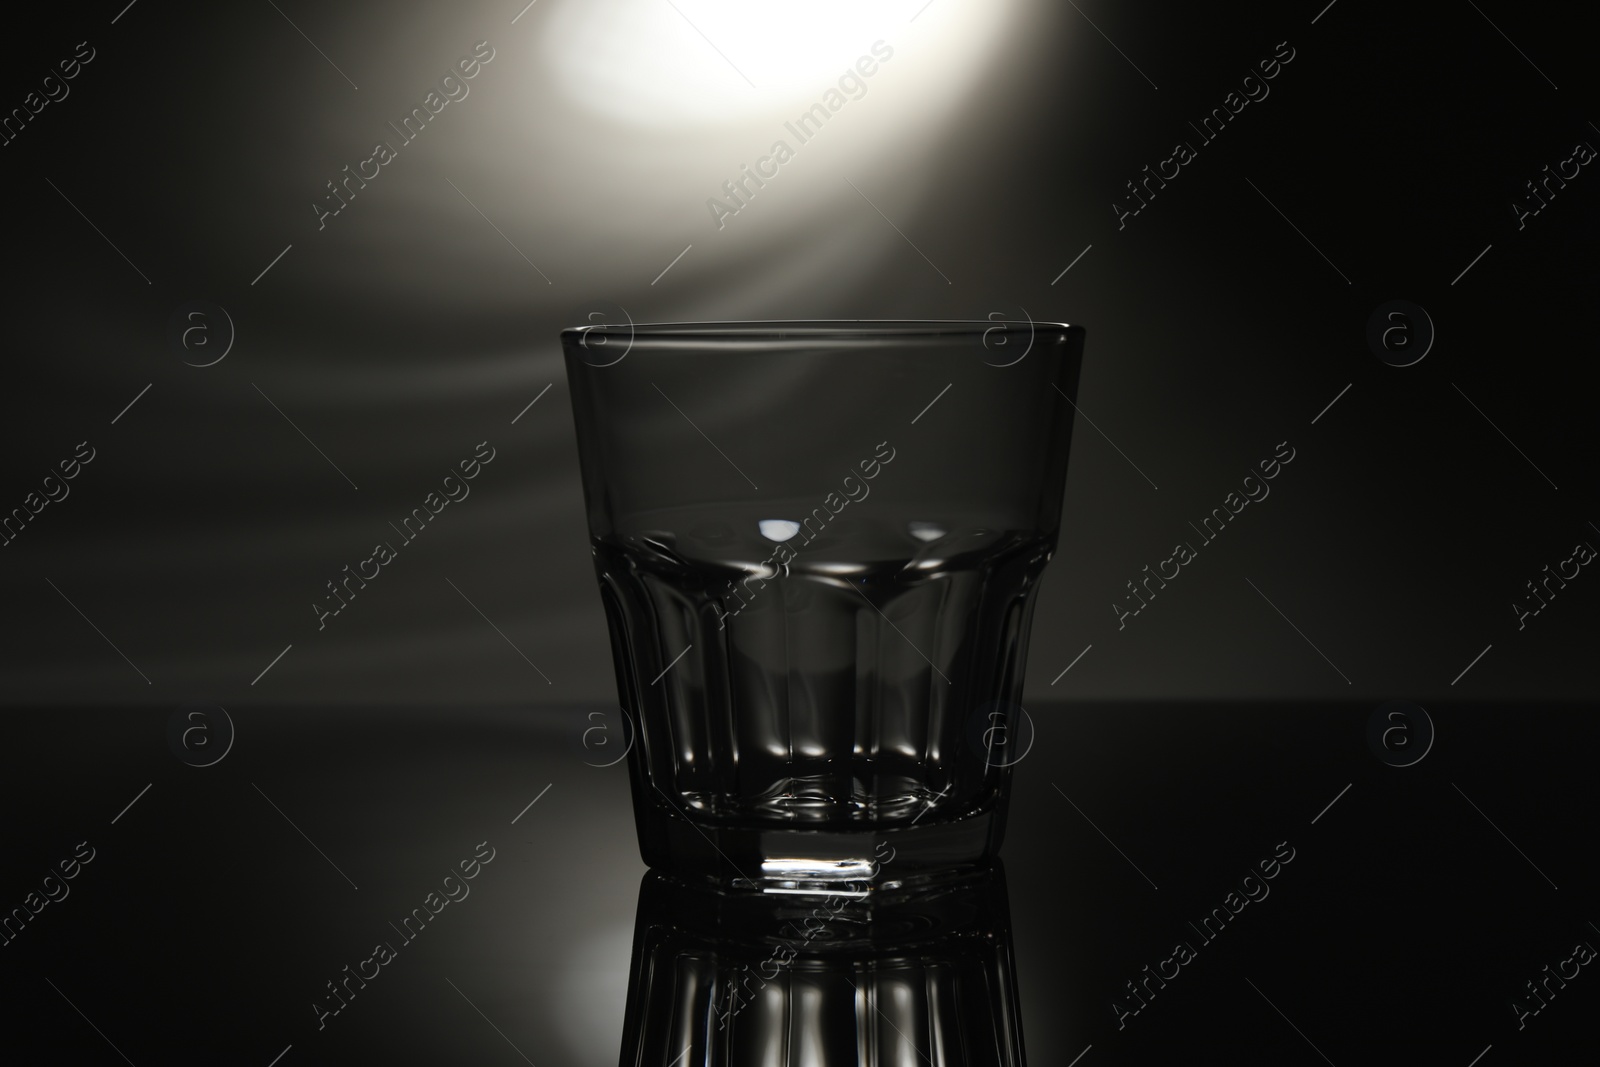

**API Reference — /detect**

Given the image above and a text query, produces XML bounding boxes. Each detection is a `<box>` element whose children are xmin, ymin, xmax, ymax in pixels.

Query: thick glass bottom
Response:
<box><xmin>636</xmin><ymin>793</ymin><xmax>1008</xmax><ymax>894</ymax></box>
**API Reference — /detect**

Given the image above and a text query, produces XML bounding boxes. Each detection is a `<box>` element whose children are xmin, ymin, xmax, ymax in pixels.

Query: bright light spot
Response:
<box><xmin>542</xmin><ymin>0</ymin><xmax>1011</xmax><ymax>127</ymax></box>
<box><xmin>759</xmin><ymin>519</ymin><xmax>801</xmax><ymax>541</ymax></box>
<box><xmin>810</xmin><ymin>562</ymin><xmax>869</xmax><ymax>576</ymax></box>
<box><xmin>907</xmin><ymin>520</ymin><xmax>946</xmax><ymax>542</ymax></box>
<box><xmin>761</xmin><ymin>857</ymin><xmax>875</xmax><ymax>878</ymax></box>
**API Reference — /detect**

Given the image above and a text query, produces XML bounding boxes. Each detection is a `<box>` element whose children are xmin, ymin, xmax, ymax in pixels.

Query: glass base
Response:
<box><xmin>636</xmin><ymin>795</ymin><xmax>1008</xmax><ymax>894</ymax></box>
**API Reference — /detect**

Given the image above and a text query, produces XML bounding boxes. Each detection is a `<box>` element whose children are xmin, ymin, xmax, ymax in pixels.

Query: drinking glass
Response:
<box><xmin>562</xmin><ymin>320</ymin><xmax>1084</xmax><ymax>891</ymax></box>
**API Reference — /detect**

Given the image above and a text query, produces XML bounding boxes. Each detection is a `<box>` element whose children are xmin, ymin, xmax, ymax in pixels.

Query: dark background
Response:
<box><xmin>2</xmin><ymin>0</ymin><xmax>1597</xmax><ymax>1063</ymax></box>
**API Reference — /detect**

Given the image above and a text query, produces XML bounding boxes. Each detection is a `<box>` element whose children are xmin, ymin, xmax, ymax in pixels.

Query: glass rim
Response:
<box><xmin>561</xmin><ymin>318</ymin><xmax>1082</xmax><ymax>342</ymax></box>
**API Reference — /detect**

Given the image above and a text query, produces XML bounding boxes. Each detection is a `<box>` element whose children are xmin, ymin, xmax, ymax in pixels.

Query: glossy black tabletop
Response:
<box><xmin>4</xmin><ymin>701</ymin><xmax>1595</xmax><ymax>1064</ymax></box>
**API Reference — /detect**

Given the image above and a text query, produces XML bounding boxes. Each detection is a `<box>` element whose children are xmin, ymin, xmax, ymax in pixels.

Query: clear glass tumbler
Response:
<box><xmin>562</xmin><ymin>321</ymin><xmax>1084</xmax><ymax>891</ymax></box>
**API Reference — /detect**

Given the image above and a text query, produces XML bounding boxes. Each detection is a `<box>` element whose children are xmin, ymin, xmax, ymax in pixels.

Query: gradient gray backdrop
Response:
<box><xmin>3</xmin><ymin>0</ymin><xmax>1595</xmax><ymax>705</ymax></box>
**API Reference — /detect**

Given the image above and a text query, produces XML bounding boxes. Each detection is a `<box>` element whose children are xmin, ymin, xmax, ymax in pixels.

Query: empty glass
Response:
<box><xmin>562</xmin><ymin>321</ymin><xmax>1084</xmax><ymax>891</ymax></box>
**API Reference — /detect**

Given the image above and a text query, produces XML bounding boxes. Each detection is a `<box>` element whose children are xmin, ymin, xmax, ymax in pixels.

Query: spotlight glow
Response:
<box><xmin>542</xmin><ymin>0</ymin><xmax>1012</xmax><ymax>127</ymax></box>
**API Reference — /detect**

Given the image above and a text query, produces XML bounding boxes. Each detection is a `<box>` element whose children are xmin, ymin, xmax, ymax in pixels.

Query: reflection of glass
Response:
<box><xmin>563</xmin><ymin>321</ymin><xmax>1084</xmax><ymax>889</ymax></box>
<box><xmin>620</xmin><ymin>863</ymin><xmax>1025</xmax><ymax>1066</ymax></box>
